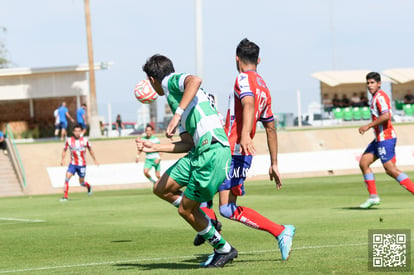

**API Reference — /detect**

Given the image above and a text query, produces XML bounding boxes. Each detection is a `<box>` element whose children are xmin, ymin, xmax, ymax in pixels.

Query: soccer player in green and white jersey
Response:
<box><xmin>136</xmin><ymin>124</ymin><xmax>161</xmax><ymax>184</ymax></box>
<box><xmin>136</xmin><ymin>54</ymin><xmax>237</xmax><ymax>268</ymax></box>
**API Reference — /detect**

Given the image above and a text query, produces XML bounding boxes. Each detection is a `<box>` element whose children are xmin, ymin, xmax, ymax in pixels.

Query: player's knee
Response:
<box><xmin>152</xmin><ymin>182</ymin><xmax>161</xmax><ymax>197</ymax></box>
<box><xmin>219</xmin><ymin>203</ymin><xmax>237</xmax><ymax>219</ymax></box>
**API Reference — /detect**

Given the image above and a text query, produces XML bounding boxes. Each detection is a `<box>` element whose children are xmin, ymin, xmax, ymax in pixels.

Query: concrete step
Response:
<box><xmin>0</xmin><ymin>153</ymin><xmax>23</xmax><ymax>196</ymax></box>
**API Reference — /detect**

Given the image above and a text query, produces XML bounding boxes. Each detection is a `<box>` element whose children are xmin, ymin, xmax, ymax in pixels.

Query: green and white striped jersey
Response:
<box><xmin>142</xmin><ymin>134</ymin><xmax>160</xmax><ymax>159</ymax></box>
<box><xmin>161</xmin><ymin>73</ymin><xmax>229</xmax><ymax>155</ymax></box>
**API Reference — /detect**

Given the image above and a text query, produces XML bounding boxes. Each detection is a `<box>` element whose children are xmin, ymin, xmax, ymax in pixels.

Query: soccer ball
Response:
<box><xmin>134</xmin><ymin>79</ymin><xmax>158</xmax><ymax>104</ymax></box>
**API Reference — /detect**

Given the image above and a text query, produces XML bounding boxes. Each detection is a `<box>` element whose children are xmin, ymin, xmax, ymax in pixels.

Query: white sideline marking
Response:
<box><xmin>0</xmin><ymin>218</ymin><xmax>45</xmax><ymax>223</ymax></box>
<box><xmin>0</xmin><ymin>242</ymin><xmax>369</xmax><ymax>274</ymax></box>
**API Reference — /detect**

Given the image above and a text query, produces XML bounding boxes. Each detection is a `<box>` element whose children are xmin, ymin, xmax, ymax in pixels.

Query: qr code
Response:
<box><xmin>369</xmin><ymin>229</ymin><xmax>411</xmax><ymax>271</ymax></box>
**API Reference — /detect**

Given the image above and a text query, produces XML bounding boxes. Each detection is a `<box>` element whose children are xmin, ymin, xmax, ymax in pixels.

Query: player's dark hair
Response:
<box><xmin>366</xmin><ymin>72</ymin><xmax>381</xmax><ymax>82</ymax></box>
<box><xmin>142</xmin><ymin>54</ymin><xmax>175</xmax><ymax>83</ymax></box>
<box><xmin>73</xmin><ymin>124</ymin><xmax>82</xmax><ymax>131</ymax></box>
<box><xmin>146</xmin><ymin>124</ymin><xmax>154</xmax><ymax>130</ymax></box>
<box><xmin>236</xmin><ymin>38</ymin><xmax>260</xmax><ymax>65</ymax></box>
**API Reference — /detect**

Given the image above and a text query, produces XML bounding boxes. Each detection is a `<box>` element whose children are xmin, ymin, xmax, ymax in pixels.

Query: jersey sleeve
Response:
<box><xmin>236</xmin><ymin>73</ymin><xmax>254</xmax><ymax>100</ymax></box>
<box><xmin>167</xmin><ymin>73</ymin><xmax>189</xmax><ymax>93</ymax></box>
<box><xmin>260</xmin><ymin>95</ymin><xmax>275</xmax><ymax>122</ymax></box>
<box><xmin>63</xmin><ymin>139</ymin><xmax>69</xmax><ymax>150</ymax></box>
<box><xmin>376</xmin><ymin>93</ymin><xmax>390</xmax><ymax>115</ymax></box>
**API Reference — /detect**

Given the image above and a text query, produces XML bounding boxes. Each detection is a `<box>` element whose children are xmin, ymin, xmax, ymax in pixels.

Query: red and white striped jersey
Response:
<box><xmin>370</xmin><ymin>89</ymin><xmax>396</xmax><ymax>141</ymax></box>
<box><xmin>224</xmin><ymin>70</ymin><xmax>274</xmax><ymax>155</ymax></box>
<box><xmin>64</xmin><ymin>136</ymin><xmax>91</xmax><ymax>166</ymax></box>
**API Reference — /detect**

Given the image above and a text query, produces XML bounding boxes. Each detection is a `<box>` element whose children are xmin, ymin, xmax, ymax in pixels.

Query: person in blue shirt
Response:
<box><xmin>76</xmin><ymin>103</ymin><xmax>88</xmax><ymax>136</ymax></box>
<box><xmin>57</xmin><ymin>102</ymin><xmax>75</xmax><ymax>140</ymax></box>
<box><xmin>0</xmin><ymin>130</ymin><xmax>7</xmax><ymax>155</ymax></box>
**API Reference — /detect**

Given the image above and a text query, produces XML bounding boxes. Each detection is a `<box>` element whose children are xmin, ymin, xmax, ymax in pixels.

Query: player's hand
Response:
<box><xmin>135</xmin><ymin>156</ymin><xmax>139</xmax><ymax>163</ymax></box>
<box><xmin>60</xmin><ymin>161</ymin><xmax>64</xmax><ymax>166</ymax></box>
<box><xmin>155</xmin><ymin>158</ymin><xmax>160</xmax><ymax>165</ymax></box>
<box><xmin>136</xmin><ymin>138</ymin><xmax>144</xmax><ymax>151</ymax></box>
<box><xmin>166</xmin><ymin>113</ymin><xmax>180</xmax><ymax>138</ymax></box>
<box><xmin>359</xmin><ymin>125</ymin><xmax>370</xmax><ymax>135</ymax></box>
<box><xmin>94</xmin><ymin>160</ymin><xmax>99</xmax><ymax>166</ymax></box>
<box><xmin>269</xmin><ymin>164</ymin><xmax>282</xmax><ymax>189</ymax></box>
<box><xmin>138</xmin><ymin>139</ymin><xmax>155</xmax><ymax>153</ymax></box>
<box><xmin>240</xmin><ymin>135</ymin><xmax>256</xmax><ymax>155</ymax></box>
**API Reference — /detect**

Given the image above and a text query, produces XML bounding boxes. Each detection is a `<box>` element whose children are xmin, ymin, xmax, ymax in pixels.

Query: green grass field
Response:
<box><xmin>0</xmin><ymin>173</ymin><xmax>413</xmax><ymax>274</ymax></box>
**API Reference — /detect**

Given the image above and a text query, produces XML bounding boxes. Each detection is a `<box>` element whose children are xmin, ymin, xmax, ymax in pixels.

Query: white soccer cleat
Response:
<box><xmin>360</xmin><ymin>197</ymin><xmax>380</xmax><ymax>209</ymax></box>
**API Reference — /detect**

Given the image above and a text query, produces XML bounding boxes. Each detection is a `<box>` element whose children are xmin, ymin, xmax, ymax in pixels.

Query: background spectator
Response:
<box><xmin>341</xmin><ymin>94</ymin><xmax>351</xmax><ymax>107</ymax></box>
<box><xmin>115</xmin><ymin>114</ymin><xmax>125</xmax><ymax>137</ymax></box>
<box><xmin>404</xmin><ymin>90</ymin><xmax>414</xmax><ymax>104</ymax></box>
<box><xmin>360</xmin><ymin>91</ymin><xmax>369</xmax><ymax>107</ymax></box>
<box><xmin>351</xmin><ymin>92</ymin><xmax>361</xmax><ymax>107</ymax></box>
<box><xmin>0</xmin><ymin>130</ymin><xmax>7</xmax><ymax>155</ymax></box>
<box><xmin>57</xmin><ymin>102</ymin><xmax>75</xmax><ymax>140</ymax></box>
<box><xmin>322</xmin><ymin>93</ymin><xmax>333</xmax><ymax>112</ymax></box>
<box><xmin>332</xmin><ymin>94</ymin><xmax>341</xmax><ymax>108</ymax></box>
<box><xmin>53</xmin><ymin>107</ymin><xmax>60</xmax><ymax>139</ymax></box>
<box><xmin>77</xmin><ymin>103</ymin><xmax>88</xmax><ymax>136</ymax></box>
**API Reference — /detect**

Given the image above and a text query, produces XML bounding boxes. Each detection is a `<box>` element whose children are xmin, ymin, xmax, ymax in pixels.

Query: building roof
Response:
<box><xmin>0</xmin><ymin>62</ymin><xmax>112</xmax><ymax>77</ymax></box>
<box><xmin>312</xmin><ymin>70</ymin><xmax>390</xmax><ymax>87</ymax></box>
<box><xmin>382</xmin><ymin>68</ymin><xmax>414</xmax><ymax>84</ymax></box>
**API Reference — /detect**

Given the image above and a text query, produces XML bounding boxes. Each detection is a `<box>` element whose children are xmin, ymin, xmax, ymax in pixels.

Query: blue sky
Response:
<box><xmin>1</xmin><ymin>0</ymin><xmax>414</xmax><ymax>122</ymax></box>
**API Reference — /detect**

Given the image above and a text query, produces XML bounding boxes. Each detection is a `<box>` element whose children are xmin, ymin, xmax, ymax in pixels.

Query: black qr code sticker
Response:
<box><xmin>369</xmin><ymin>229</ymin><xmax>411</xmax><ymax>272</ymax></box>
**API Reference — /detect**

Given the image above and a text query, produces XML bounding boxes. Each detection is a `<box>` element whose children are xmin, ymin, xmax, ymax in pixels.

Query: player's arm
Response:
<box><xmin>262</xmin><ymin>120</ymin><xmax>282</xmax><ymax>189</ymax></box>
<box><xmin>136</xmin><ymin>150</ymin><xmax>142</xmax><ymax>163</ymax></box>
<box><xmin>66</xmin><ymin>112</ymin><xmax>75</xmax><ymax>122</ymax></box>
<box><xmin>240</xmin><ymin>95</ymin><xmax>256</xmax><ymax>155</ymax></box>
<box><xmin>138</xmin><ymin>132</ymin><xmax>194</xmax><ymax>154</ymax></box>
<box><xmin>60</xmin><ymin>149</ymin><xmax>67</xmax><ymax>166</ymax></box>
<box><xmin>359</xmin><ymin>111</ymin><xmax>390</xmax><ymax>135</ymax></box>
<box><xmin>82</xmin><ymin>113</ymin><xmax>87</xmax><ymax>125</ymax></box>
<box><xmin>166</xmin><ymin>75</ymin><xmax>201</xmax><ymax>138</ymax></box>
<box><xmin>87</xmin><ymin>147</ymin><xmax>99</xmax><ymax>165</ymax></box>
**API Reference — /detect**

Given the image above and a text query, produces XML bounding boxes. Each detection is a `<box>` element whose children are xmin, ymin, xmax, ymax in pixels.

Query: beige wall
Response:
<box><xmin>15</xmin><ymin>124</ymin><xmax>414</xmax><ymax>196</ymax></box>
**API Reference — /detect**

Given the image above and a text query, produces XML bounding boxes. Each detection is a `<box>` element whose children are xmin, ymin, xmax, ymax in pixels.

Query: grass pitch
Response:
<box><xmin>0</xmin><ymin>173</ymin><xmax>413</xmax><ymax>274</ymax></box>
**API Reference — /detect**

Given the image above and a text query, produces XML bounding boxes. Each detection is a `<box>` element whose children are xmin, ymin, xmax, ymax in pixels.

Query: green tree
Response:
<box><xmin>0</xmin><ymin>26</ymin><xmax>11</xmax><ymax>68</ymax></box>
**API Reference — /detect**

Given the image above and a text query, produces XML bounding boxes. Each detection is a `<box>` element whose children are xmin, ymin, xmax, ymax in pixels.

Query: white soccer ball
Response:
<box><xmin>134</xmin><ymin>79</ymin><xmax>158</xmax><ymax>104</ymax></box>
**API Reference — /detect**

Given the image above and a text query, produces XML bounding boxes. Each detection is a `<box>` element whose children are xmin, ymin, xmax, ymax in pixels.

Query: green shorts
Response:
<box><xmin>166</xmin><ymin>143</ymin><xmax>231</xmax><ymax>203</ymax></box>
<box><xmin>144</xmin><ymin>158</ymin><xmax>161</xmax><ymax>171</ymax></box>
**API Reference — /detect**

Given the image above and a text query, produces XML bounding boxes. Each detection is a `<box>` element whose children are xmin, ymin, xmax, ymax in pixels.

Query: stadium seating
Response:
<box><xmin>395</xmin><ymin>100</ymin><xmax>404</xmax><ymax>111</ymax></box>
<box><xmin>343</xmin><ymin>107</ymin><xmax>353</xmax><ymax>121</ymax></box>
<box><xmin>333</xmin><ymin>107</ymin><xmax>344</xmax><ymax>119</ymax></box>
<box><xmin>403</xmin><ymin>104</ymin><xmax>413</xmax><ymax>116</ymax></box>
<box><xmin>352</xmin><ymin>107</ymin><xmax>362</xmax><ymax>120</ymax></box>
<box><xmin>361</xmin><ymin>107</ymin><xmax>371</xmax><ymax>120</ymax></box>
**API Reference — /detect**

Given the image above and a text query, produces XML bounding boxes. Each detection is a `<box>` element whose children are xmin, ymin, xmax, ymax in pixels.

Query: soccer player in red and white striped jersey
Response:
<box><xmin>358</xmin><ymin>72</ymin><xmax>414</xmax><ymax>208</ymax></box>
<box><xmin>60</xmin><ymin>124</ymin><xmax>98</xmax><ymax>201</ymax></box>
<box><xmin>197</xmin><ymin>39</ymin><xmax>295</xmax><ymax>263</ymax></box>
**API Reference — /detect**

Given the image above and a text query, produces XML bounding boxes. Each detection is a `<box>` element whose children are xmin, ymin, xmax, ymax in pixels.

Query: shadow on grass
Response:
<box><xmin>113</xmin><ymin>254</ymin><xmax>205</xmax><ymax>271</ymax></box>
<box><xmin>338</xmin><ymin>207</ymin><xmax>401</xmax><ymax>210</ymax></box>
<box><xmin>339</xmin><ymin>207</ymin><xmax>380</xmax><ymax>210</ymax></box>
<box><xmin>113</xmin><ymin>253</ymin><xmax>254</xmax><ymax>270</ymax></box>
<box><xmin>114</xmin><ymin>262</ymin><xmax>197</xmax><ymax>271</ymax></box>
<box><xmin>111</xmin><ymin>240</ymin><xmax>132</xmax><ymax>243</ymax></box>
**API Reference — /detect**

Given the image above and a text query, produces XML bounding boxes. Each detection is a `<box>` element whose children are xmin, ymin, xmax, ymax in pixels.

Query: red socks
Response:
<box><xmin>231</xmin><ymin>206</ymin><xmax>285</xmax><ymax>237</ymax></box>
<box><xmin>63</xmin><ymin>179</ymin><xmax>69</xmax><ymax>198</ymax></box>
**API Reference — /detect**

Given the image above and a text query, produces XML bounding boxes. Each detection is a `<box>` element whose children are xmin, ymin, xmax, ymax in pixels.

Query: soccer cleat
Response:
<box><xmin>277</xmin><ymin>224</ymin><xmax>296</xmax><ymax>261</ymax></box>
<box><xmin>60</xmin><ymin>197</ymin><xmax>68</xmax><ymax>202</ymax></box>
<box><xmin>360</xmin><ymin>197</ymin><xmax>380</xmax><ymax>209</ymax></box>
<box><xmin>202</xmin><ymin>246</ymin><xmax>238</xmax><ymax>268</ymax></box>
<box><xmin>87</xmin><ymin>186</ymin><xmax>92</xmax><ymax>196</ymax></box>
<box><xmin>193</xmin><ymin>219</ymin><xmax>222</xmax><ymax>246</ymax></box>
